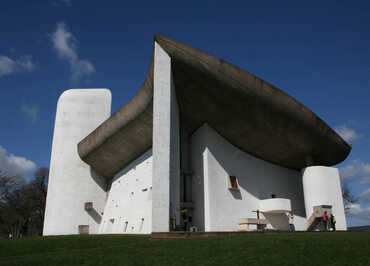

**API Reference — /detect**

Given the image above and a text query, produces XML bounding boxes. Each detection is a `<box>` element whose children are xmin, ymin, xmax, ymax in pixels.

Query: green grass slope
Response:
<box><xmin>0</xmin><ymin>232</ymin><xmax>369</xmax><ymax>266</ymax></box>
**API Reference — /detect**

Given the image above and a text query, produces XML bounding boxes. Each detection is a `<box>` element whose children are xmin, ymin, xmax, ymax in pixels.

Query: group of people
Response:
<box><xmin>288</xmin><ymin>211</ymin><xmax>337</xmax><ymax>232</ymax></box>
<box><xmin>322</xmin><ymin>211</ymin><xmax>336</xmax><ymax>231</ymax></box>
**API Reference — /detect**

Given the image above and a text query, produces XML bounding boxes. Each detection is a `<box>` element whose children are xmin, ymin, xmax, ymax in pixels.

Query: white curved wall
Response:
<box><xmin>302</xmin><ymin>166</ymin><xmax>347</xmax><ymax>230</ymax></box>
<box><xmin>43</xmin><ymin>89</ymin><xmax>111</xmax><ymax>235</ymax></box>
<box><xmin>190</xmin><ymin>124</ymin><xmax>307</xmax><ymax>231</ymax></box>
<box><xmin>99</xmin><ymin>149</ymin><xmax>152</xmax><ymax>234</ymax></box>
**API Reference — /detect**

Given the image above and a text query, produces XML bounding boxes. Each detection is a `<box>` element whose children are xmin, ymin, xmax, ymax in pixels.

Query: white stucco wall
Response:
<box><xmin>43</xmin><ymin>89</ymin><xmax>111</xmax><ymax>235</ymax></box>
<box><xmin>190</xmin><ymin>124</ymin><xmax>307</xmax><ymax>232</ymax></box>
<box><xmin>302</xmin><ymin>166</ymin><xmax>347</xmax><ymax>230</ymax></box>
<box><xmin>100</xmin><ymin>149</ymin><xmax>153</xmax><ymax>234</ymax></box>
<box><xmin>152</xmin><ymin>42</ymin><xmax>181</xmax><ymax>232</ymax></box>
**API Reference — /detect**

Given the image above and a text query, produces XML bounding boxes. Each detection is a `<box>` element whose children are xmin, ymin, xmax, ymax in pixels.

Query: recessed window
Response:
<box><xmin>84</xmin><ymin>202</ymin><xmax>93</xmax><ymax>211</ymax></box>
<box><xmin>78</xmin><ymin>225</ymin><xmax>89</xmax><ymax>235</ymax></box>
<box><xmin>228</xmin><ymin>175</ymin><xmax>239</xmax><ymax>190</ymax></box>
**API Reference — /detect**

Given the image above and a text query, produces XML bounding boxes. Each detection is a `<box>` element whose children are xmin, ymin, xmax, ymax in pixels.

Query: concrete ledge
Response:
<box><xmin>238</xmin><ymin>218</ymin><xmax>268</xmax><ymax>225</ymax></box>
<box><xmin>259</xmin><ymin>198</ymin><xmax>292</xmax><ymax>214</ymax></box>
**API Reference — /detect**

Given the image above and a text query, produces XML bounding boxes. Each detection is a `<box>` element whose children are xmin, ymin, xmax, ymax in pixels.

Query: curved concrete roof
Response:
<box><xmin>78</xmin><ymin>35</ymin><xmax>351</xmax><ymax>178</ymax></box>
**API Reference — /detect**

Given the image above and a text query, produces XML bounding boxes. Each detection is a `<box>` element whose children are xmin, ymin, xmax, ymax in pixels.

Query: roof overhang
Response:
<box><xmin>78</xmin><ymin>35</ymin><xmax>351</xmax><ymax>178</ymax></box>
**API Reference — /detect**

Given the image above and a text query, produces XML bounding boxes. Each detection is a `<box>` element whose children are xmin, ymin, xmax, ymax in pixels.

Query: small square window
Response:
<box><xmin>228</xmin><ymin>175</ymin><xmax>239</xmax><ymax>190</ymax></box>
<box><xmin>84</xmin><ymin>202</ymin><xmax>93</xmax><ymax>211</ymax></box>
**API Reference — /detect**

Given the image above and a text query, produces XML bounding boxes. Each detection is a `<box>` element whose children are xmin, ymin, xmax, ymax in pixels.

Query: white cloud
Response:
<box><xmin>335</xmin><ymin>125</ymin><xmax>359</xmax><ymax>143</ymax></box>
<box><xmin>21</xmin><ymin>104</ymin><xmax>39</xmax><ymax>123</ymax></box>
<box><xmin>346</xmin><ymin>203</ymin><xmax>370</xmax><ymax>221</ymax></box>
<box><xmin>339</xmin><ymin>159</ymin><xmax>370</xmax><ymax>183</ymax></box>
<box><xmin>51</xmin><ymin>22</ymin><xmax>95</xmax><ymax>84</ymax></box>
<box><xmin>0</xmin><ymin>55</ymin><xmax>35</xmax><ymax>77</ymax></box>
<box><xmin>0</xmin><ymin>56</ymin><xmax>15</xmax><ymax>76</ymax></box>
<box><xmin>346</xmin><ymin>203</ymin><xmax>362</xmax><ymax>215</ymax></box>
<box><xmin>360</xmin><ymin>176</ymin><xmax>370</xmax><ymax>185</ymax></box>
<box><xmin>0</xmin><ymin>145</ymin><xmax>36</xmax><ymax>177</ymax></box>
<box><xmin>71</xmin><ymin>59</ymin><xmax>95</xmax><ymax>83</ymax></box>
<box><xmin>359</xmin><ymin>189</ymin><xmax>370</xmax><ymax>203</ymax></box>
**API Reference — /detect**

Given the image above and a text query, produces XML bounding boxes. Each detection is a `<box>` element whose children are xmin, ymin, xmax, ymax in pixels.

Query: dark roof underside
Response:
<box><xmin>78</xmin><ymin>35</ymin><xmax>351</xmax><ymax>178</ymax></box>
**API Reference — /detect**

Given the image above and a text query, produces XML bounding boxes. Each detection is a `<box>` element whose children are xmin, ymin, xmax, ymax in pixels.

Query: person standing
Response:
<box><xmin>182</xmin><ymin>211</ymin><xmax>188</xmax><ymax>231</ymax></box>
<box><xmin>322</xmin><ymin>211</ymin><xmax>328</xmax><ymax>231</ymax></box>
<box><xmin>288</xmin><ymin>212</ymin><xmax>295</xmax><ymax>232</ymax></box>
<box><xmin>331</xmin><ymin>214</ymin><xmax>336</xmax><ymax>231</ymax></box>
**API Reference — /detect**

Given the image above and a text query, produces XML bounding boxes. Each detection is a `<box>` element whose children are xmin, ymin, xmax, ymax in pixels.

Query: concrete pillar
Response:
<box><xmin>43</xmin><ymin>89</ymin><xmax>111</xmax><ymax>235</ymax></box>
<box><xmin>152</xmin><ymin>42</ymin><xmax>181</xmax><ymax>232</ymax></box>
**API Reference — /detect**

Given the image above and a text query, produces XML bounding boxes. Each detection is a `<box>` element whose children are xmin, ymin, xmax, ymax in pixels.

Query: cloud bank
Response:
<box><xmin>339</xmin><ymin>159</ymin><xmax>370</xmax><ymax>184</ymax></box>
<box><xmin>0</xmin><ymin>145</ymin><xmax>36</xmax><ymax>177</ymax></box>
<box><xmin>51</xmin><ymin>22</ymin><xmax>95</xmax><ymax>84</ymax></box>
<box><xmin>0</xmin><ymin>55</ymin><xmax>35</xmax><ymax>77</ymax></box>
<box><xmin>359</xmin><ymin>189</ymin><xmax>370</xmax><ymax>203</ymax></box>
<box><xmin>21</xmin><ymin>104</ymin><xmax>39</xmax><ymax>123</ymax></box>
<box><xmin>346</xmin><ymin>203</ymin><xmax>370</xmax><ymax>221</ymax></box>
<box><xmin>335</xmin><ymin>125</ymin><xmax>358</xmax><ymax>143</ymax></box>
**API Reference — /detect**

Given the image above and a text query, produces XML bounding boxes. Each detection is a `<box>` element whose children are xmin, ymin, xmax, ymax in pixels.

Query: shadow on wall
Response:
<box><xmin>88</xmin><ymin>209</ymin><xmax>102</xmax><ymax>224</ymax></box>
<box><xmin>88</xmin><ymin>149</ymin><xmax>151</xmax><ymax>193</ymax></box>
<box><xmin>191</xmin><ymin>144</ymin><xmax>205</xmax><ymax>232</ymax></box>
<box><xmin>110</xmin><ymin>150</ymin><xmax>152</xmax><ymax>183</ymax></box>
<box><xmin>230</xmin><ymin>189</ymin><xmax>242</xmax><ymax>200</ymax></box>
<box><xmin>263</xmin><ymin>213</ymin><xmax>289</xmax><ymax>230</ymax></box>
<box><xmin>90</xmin><ymin>168</ymin><xmax>108</xmax><ymax>191</ymax></box>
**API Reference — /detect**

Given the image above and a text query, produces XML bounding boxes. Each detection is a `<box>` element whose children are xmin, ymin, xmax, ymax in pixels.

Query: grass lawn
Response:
<box><xmin>0</xmin><ymin>232</ymin><xmax>369</xmax><ymax>266</ymax></box>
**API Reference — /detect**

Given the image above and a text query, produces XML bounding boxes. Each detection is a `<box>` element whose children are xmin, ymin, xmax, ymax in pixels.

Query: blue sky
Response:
<box><xmin>0</xmin><ymin>0</ymin><xmax>369</xmax><ymax>226</ymax></box>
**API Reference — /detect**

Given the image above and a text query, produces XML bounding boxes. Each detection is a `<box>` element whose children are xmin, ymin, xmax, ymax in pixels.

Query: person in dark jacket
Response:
<box><xmin>331</xmin><ymin>214</ymin><xmax>336</xmax><ymax>231</ymax></box>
